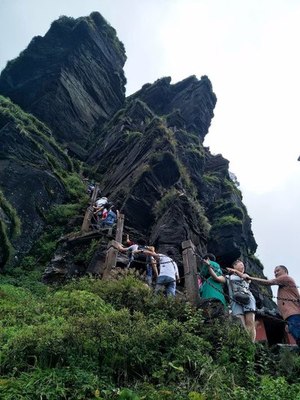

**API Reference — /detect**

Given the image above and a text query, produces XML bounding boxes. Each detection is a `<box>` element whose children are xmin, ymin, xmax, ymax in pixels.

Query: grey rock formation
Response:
<box><xmin>88</xmin><ymin>81</ymin><xmax>256</xmax><ymax>270</ymax></box>
<box><xmin>0</xmin><ymin>12</ymin><xmax>126</xmax><ymax>158</ymax></box>
<box><xmin>0</xmin><ymin>96</ymin><xmax>72</xmax><ymax>267</ymax></box>
<box><xmin>128</xmin><ymin>75</ymin><xmax>217</xmax><ymax>141</ymax></box>
<box><xmin>0</xmin><ymin>11</ymin><xmax>275</xmax><ymax>311</ymax></box>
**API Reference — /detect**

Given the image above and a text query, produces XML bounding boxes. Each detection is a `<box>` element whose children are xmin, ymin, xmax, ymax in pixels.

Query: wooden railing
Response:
<box><xmin>182</xmin><ymin>239</ymin><xmax>201</xmax><ymax>307</ymax></box>
<box><xmin>102</xmin><ymin>213</ymin><xmax>124</xmax><ymax>279</ymax></box>
<box><xmin>81</xmin><ymin>183</ymin><xmax>100</xmax><ymax>233</ymax></box>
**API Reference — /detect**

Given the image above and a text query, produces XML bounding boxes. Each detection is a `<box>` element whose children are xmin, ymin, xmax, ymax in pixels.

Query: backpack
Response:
<box><xmin>103</xmin><ymin>210</ymin><xmax>117</xmax><ymax>225</ymax></box>
<box><xmin>131</xmin><ymin>246</ymin><xmax>148</xmax><ymax>272</ymax></box>
<box><xmin>229</xmin><ymin>278</ymin><xmax>251</xmax><ymax>305</ymax></box>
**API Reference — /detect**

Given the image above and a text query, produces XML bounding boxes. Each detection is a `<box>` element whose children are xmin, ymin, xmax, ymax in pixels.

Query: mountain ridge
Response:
<box><xmin>0</xmin><ymin>12</ymin><xmax>273</xmax><ymax>310</ymax></box>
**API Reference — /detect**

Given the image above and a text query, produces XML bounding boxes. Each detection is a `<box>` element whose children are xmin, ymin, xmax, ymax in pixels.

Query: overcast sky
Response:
<box><xmin>1</xmin><ymin>0</ymin><xmax>300</xmax><ymax>286</ymax></box>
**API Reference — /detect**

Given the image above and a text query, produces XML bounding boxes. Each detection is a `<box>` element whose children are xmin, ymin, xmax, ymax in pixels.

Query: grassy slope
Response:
<box><xmin>0</xmin><ymin>274</ymin><xmax>300</xmax><ymax>400</ymax></box>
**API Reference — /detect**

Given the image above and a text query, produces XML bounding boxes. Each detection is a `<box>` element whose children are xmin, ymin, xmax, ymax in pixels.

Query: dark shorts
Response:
<box><xmin>287</xmin><ymin>314</ymin><xmax>300</xmax><ymax>341</ymax></box>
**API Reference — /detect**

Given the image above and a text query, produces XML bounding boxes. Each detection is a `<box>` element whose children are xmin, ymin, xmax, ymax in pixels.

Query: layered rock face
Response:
<box><xmin>86</xmin><ymin>77</ymin><xmax>272</xmax><ymax>307</ymax></box>
<box><xmin>0</xmin><ymin>12</ymin><xmax>126</xmax><ymax>158</ymax></box>
<box><xmin>88</xmin><ymin>79</ymin><xmax>258</xmax><ymax>274</ymax></box>
<box><xmin>0</xmin><ymin>11</ymin><xmax>273</xmax><ymax>308</ymax></box>
<box><xmin>0</xmin><ymin>96</ymin><xmax>72</xmax><ymax>267</ymax></box>
<box><xmin>129</xmin><ymin>75</ymin><xmax>216</xmax><ymax>141</ymax></box>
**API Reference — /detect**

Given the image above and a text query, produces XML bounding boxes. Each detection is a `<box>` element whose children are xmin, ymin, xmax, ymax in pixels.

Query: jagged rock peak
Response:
<box><xmin>129</xmin><ymin>75</ymin><xmax>217</xmax><ymax>141</ymax></box>
<box><xmin>0</xmin><ymin>12</ymin><xmax>127</xmax><ymax>158</ymax></box>
<box><xmin>0</xmin><ymin>95</ymin><xmax>74</xmax><ymax>268</ymax></box>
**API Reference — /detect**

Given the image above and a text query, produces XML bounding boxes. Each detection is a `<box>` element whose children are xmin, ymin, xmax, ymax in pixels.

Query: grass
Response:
<box><xmin>0</xmin><ymin>275</ymin><xmax>300</xmax><ymax>399</ymax></box>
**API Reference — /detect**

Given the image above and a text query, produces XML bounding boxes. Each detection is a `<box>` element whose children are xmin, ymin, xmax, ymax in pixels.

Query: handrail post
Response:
<box><xmin>102</xmin><ymin>240</ymin><xmax>119</xmax><ymax>280</ymax></box>
<box><xmin>182</xmin><ymin>240</ymin><xmax>201</xmax><ymax>307</ymax></box>
<box><xmin>102</xmin><ymin>214</ymin><xmax>124</xmax><ymax>279</ymax></box>
<box><xmin>115</xmin><ymin>213</ymin><xmax>124</xmax><ymax>242</ymax></box>
<box><xmin>81</xmin><ymin>183</ymin><xmax>99</xmax><ymax>233</ymax></box>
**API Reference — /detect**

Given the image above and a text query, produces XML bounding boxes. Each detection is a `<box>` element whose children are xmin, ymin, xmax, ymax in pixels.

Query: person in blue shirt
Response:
<box><xmin>99</xmin><ymin>206</ymin><xmax>119</xmax><ymax>228</ymax></box>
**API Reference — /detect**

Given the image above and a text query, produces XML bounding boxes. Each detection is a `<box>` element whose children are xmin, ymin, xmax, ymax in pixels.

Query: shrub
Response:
<box><xmin>61</xmin><ymin>173</ymin><xmax>86</xmax><ymax>200</ymax></box>
<box><xmin>0</xmin><ymin>367</ymin><xmax>104</xmax><ymax>400</ymax></box>
<box><xmin>31</xmin><ymin>226</ymin><xmax>64</xmax><ymax>263</ymax></box>
<box><xmin>124</xmin><ymin>131</ymin><xmax>143</xmax><ymax>143</ymax></box>
<box><xmin>154</xmin><ymin>188</ymin><xmax>178</xmax><ymax>219</ymax></box>
<box><xmin>0</xmin><ymin>190</ymin><xmax>21</xmax><ymax>238</ymax></box>
<box><xmin>0</xmin><ymin>220</ymin><xmax>13</xmax><ymax>267</ymax></box>
<box><xmin>203</xmin><ymin>173</ymin><xmax>221</xmax><ymax>186</ymax></box>
<box><xmin>212</xmin><ymin>215</ymin><xmax>243</xmax><ymax>228</ymax></box>
<box><xmin>223</xmin><ymin>178</ymin><xmax>242</xmax><ymax>196</ymax></box>
<box><xmin>73</xmin><ymin>239</ymin><xmax>101</xmax><ymax>264</ymax></box>
<box><xmin>211</xmin><ymin>201</ymin><xmax>244</xmax><ymax>221</ymax></box>
<box><xmin>1</xmin><ymin>275</ymin><xmax>300</xmax><ymax>398</ymax></box>
<box><xmin>47</xmin><ymin>203</ymin><xmax>82</xmax><ymax>225</ymax></box>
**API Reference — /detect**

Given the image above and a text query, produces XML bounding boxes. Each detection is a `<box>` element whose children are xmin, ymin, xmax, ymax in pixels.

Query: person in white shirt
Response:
<box><xmin>94</xmin><ymin>197</ymin><xmax>108</xmax><ymax>208</ymax></box>
<box><xmin>114</xmin><ymin>241</ymin><xmax>138</xmax><ymax>267</ymax></box>
<box><xmin>93</xmin><ymin>197</ymin><xmax>108</xmax><ymax>216</ymax></box>
<box><xmin>135</xmin><ymin>249</ymin><xmax>180</xmax><ymax>296</ymax></box>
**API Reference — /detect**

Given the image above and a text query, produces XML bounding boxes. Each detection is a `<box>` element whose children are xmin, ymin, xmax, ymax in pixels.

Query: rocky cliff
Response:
<box><xmin>87</xmin><ymin>78</ymin><xmax>258</xmax><ymax>271</ymax></box>
<box><xmin>0</xmin><ymin>12</ymin><xmax>126</xmax><ymax>158</ymax></box>
<box><xmin>0</xmin><ymin>95</ymin><xmax>78</xmax><ymax>268</ymax></box>
<box><xmin>128</xmin><ymin>75</ymin><xmax>216</xmax><ymax>142</ymax></box>
<box><xmin>0</xmin><ymin>12</ymin><xmax>274</xmax><ymax>309</ymax></box>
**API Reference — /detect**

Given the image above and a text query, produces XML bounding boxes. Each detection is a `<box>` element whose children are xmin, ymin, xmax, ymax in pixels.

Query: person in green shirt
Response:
<box><xmin>199</xmin><ymin>253</ymin><xmax>226</xmax><ymax>306</ymax></box>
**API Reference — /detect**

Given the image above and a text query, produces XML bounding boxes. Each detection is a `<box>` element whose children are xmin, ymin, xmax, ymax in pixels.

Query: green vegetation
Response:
<box><xmin>203</xmin><ymin>173</ymin><xmax>221</xmax><ymax>186</ymax></box>
<box><xmin>212</xmin><ymin>215</ymin><xmax>243</xmax><ymax>229</ymax></box>
<box><xmin>106</xmin><ymin>107</ymin><xmax>126</xmax><ymax>128</ymax></box>
<box><xmin>0</xmin><ymin>95</ymin><xmax>49</xmax><ymax>134</ymax></box>
<box><xmin>47</xmin><ymin>203</ymin><xmax>83</xmax><ymax>225</ymax></box>
<box><xmin>147</xmin><ymin>118</ymin><xmax>177</xmax><ymax>152</ymax></box>
<box><xmin>73</xmin><ymin>239</ymin><xmax>102</xmax><ymax>265</ymax></box>
<box><xmin>185</xmin><ymin>147</ymin><xmax>205</xmax><ymax>159</ymax></box>
<box><xmin>154</xmin><ymin>188</ymin><xmax>179</xmax><ymax>218</ymax></box>
<box><xmin>210</xmin><ymin>214</ymin><xmax>243</xmax><ymax>238</ymax></box>
<box><xmin>176</xmin><ymin>160</ymin><xmax>197</xmax><ymax>198</ymax></box>
<box><xmin>0</xmin><ymin>220</ymin><xmax>13</xmax><ymax>267</ymax></box>
<box><xmin>208</xmin><ymin>200</ymin><xmax>245</xmax><ymax>237</ymax></box>
<box><xmin>189</xmin><ymin>198</ymin><xmax>211</xmax><ymax>237</ymax></box>
<box><xmin>0</xmin><ymin>190</ymin><xmax>21</xmax><ymax>266</ymax></box>
<box><xmin>211</xmin><ymin>201</ymin><xmax>244</xmax><ymax>221</ymax></box>
<box><xmin>124</xmin><ymin>131</ymin><xmax>143</xmax><ymax>143</ymax></box>
<box><xmin>0</xmin><ymin>191</ymin><xmax>20</xmax><ymax>237</ymax></box>
<box><xmin>0</xmin><ymin>95</ymin><xmax>84</xmax><ymax>201</ymax></box>
<box><xmin>0</xmin><ymin>276</ymin><xmax>300</xmax><ymax>399</ymax></box>
<box><xmin>1</xmin><ymin>66</ymin><xmax>299</xmax><ymax>399</ymax></box>
<box><xmin>60</xmin><ymin>173</ymin><xmax>87</xmax><ymax>200</ymax></box>
<box><xmin>174</xmin><ymin>130</ymin><xmax>204</xmax><ymax>158</ymax></box>
<box><xmin>0</xmin><ymin>190</ymin><xmax>87</xmax><ymax>293</ymax></box>
<box><xmin>223</xmin><ymin>178</ymin><xmax>242</xmax><ymax>197</ymax></box>
<box><xmin>154</xmin><ymin>188</ymin><xmax>210</xmax><ymax>237</ymax></box>
<box><xmin>89</xmin><ymin>12</ymin><xmax>125</xmax><ymax>57</ymax></box>
<box><xmin>0</xmin><ymin>96</ymin><xmax>72</xmax><ymax>171</ymax></box>
<box><xmin>32</xmin><ymin>198</ymin><xmax>86</xmax><ymax>265</ymax></box>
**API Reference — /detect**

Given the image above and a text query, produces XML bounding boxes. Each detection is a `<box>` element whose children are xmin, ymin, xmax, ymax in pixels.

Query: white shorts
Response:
<box><xmin>231</xmin><ymin>293</ymin><xmax>256</xmax><ymax>315</ymax></box>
